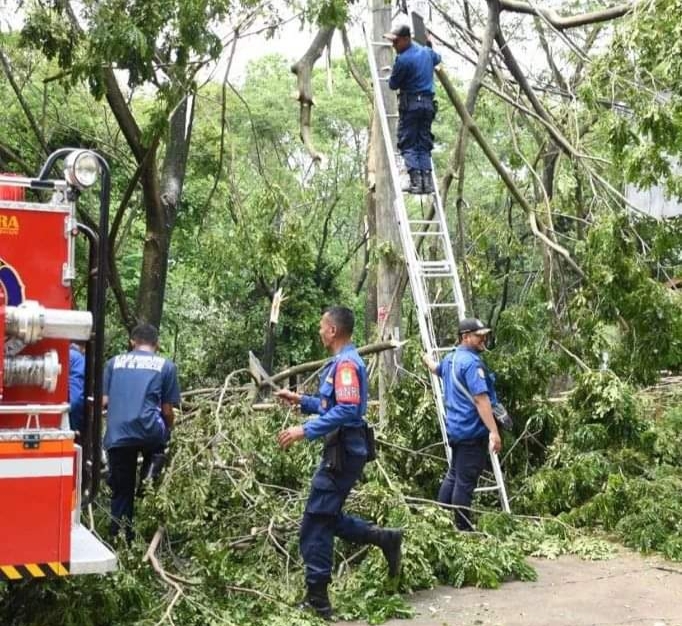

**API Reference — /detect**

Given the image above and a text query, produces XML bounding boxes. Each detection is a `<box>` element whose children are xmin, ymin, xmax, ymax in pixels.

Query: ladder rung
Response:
<box><xmin>434</xmin><ymin>346</ymin><xmax>456</xmax><ymax>353</ymax></box>
<box><xmin>371</xmin><ymin>41</ymin><xmax>393</xmax><ymax>47</ymax></box>
<box><xmin>386</xmin><ymin>113</ymin><xmax>399</xmax><ymax>118</ymax></box>
<box><xmin>409</xmin><ymin>219</ymin><xmax>440</xmax><ymax>225</ymax></box>
<box><xmin>378</xmin><ymin>77</ymin><xmax>390</xmax><ymax>81</ymax></box>
<box><xmin>475</xmin><ymin>486</ymin><xmax>501</xmax><ymax>493</ymax></box>
<box><xmin>428</xmin><ymin>303</ymin><xmax>459</xmax><ymax>308</ymax></box>
<box><xmin>418</xmin><ymin>261</ymin><xmax>452</xmax><ymax>276</ymax></box>
<box><xmin>411</xmin><ymin>230</ymin><xmax>444</xmax><ymax>236</ymax></box>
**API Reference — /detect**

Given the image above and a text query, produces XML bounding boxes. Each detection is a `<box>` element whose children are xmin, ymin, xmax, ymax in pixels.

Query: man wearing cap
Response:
<box><xmin>384</xmin><ymin>23</ymin><xmax>441</xmax><ymax>195</ymax></box>
<box><xmin>423</xmin><ymin>318</ymin><xmax>502</xmax><ymax>531</ymax></box>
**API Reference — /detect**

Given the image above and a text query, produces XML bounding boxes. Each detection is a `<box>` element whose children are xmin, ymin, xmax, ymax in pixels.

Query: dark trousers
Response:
<box><xmin>107</xmin><ymin>446</ymin><xmax>145</xmax><ymax>541</ymax></box>
<box><xmin>437</xmin><ymin>437</ymin><xmax>488</xmax><ymax>531</ymax></box>
<box><xmin>397</xmin><ymin>95</ymin><xmax>435</xmax><ymax>172</ymax></box>
<box><xmin>300</xmin><ymin>455</ymin><xmax>372</xmax><ymax>585</ymax></box>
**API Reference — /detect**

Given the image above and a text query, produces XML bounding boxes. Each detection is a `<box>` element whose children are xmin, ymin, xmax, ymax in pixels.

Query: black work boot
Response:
<box><xmin>366</xmin><ymin>526</ymin><xmax>403</xmax><ymax>578</ymax></box>
<box><xmin>298</xmin><ymin>582</ymin><xmax>333</xmax><ymax>620</ymax></box>
<box><xmin>407</xmin><ymin>169</ymin><xmax>423</xmax><ymax>194</ymax></box>
<box><xmin>421</xmin><ymin>170</ymin><xmax>435</xmax><ymax>194</ymax></box>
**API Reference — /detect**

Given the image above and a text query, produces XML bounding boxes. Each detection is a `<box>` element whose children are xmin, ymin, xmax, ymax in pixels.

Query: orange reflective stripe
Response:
<box><xmin>0</xmin><ymin>441</ymin><xmax>72</xmax><ymax>456</ymax></box>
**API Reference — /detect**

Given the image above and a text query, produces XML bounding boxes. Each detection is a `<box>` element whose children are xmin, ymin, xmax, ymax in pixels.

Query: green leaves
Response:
<box><xmin>588</xmin><ymin>0</ymin><xmax>682</xmax><ymax>187</ymax></box>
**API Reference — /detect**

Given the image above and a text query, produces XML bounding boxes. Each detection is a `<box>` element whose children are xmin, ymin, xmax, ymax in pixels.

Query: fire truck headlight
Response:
<box><xmin>64</xmin><ymin>150</ymin><xmax>100</xmax><ymax>189</ymax></box>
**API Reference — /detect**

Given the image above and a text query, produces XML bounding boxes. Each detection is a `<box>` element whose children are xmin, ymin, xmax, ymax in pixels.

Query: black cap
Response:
<box><xmin>383</xmin><ymin>24</ymin><xmax>411</xmax><ymax>40</ymax></box>
<box><xmin>458</xmin><ymin>318</ymin><xmax>491</xmax><ymax>335</ymax></box>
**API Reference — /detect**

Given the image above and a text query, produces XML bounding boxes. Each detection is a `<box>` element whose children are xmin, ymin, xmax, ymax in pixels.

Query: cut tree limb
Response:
<box><xmin>291</xmin><ymin>26</ymin><xmax>335</xmax><ymax>165</ymax></box>
<box><xmin>341</xmin><ymin>27</ymin><xmax>371</xmax><ymax>101</ymax></box>
<box><xmin>268</xmin><ymin>339</ymin><xmax>404</xmax><ymax>387</ymax></box>
<box><xmin>435</xmin><ymin>66</ymin><xmax>585</xmax><ymax>279</ymax></box>
<box><xmin>144</xmin><ymin>526</ymin><xmax>184</xmax><ymax>626</ymax></box>
<box><xmin>499</xmin><ymin>0</ymin><xmax>633</xmax><ymax>30</ymax></box>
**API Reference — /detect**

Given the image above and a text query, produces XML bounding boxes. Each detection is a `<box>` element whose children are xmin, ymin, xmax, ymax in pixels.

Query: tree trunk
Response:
<box><xmin>136</xmin><ymin>95</ymin><xmax>195</xmax><ymax>327</ymax></box>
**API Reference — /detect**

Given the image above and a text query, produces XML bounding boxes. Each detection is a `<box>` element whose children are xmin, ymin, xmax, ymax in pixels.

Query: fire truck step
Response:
<box><xmin>70</xmin><ymin>524</ymin><xmax>117</xmax><ymax>575</ymax></box>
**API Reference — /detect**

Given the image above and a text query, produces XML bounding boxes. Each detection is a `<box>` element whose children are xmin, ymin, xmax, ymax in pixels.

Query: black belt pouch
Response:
<box><xmin>323</xmin><ymin>428</ymin><xmax>344</xmax><ymax>472</ymax></box>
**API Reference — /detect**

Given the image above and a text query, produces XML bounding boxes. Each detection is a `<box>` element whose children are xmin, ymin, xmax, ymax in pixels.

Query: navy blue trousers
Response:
<box><xmin>107</xmin><ymin>446</ymin><xmax>141</xmax><ymax>541</ymax></box>
<box><xmin>300</xmin><ymin>455</ymin><xmax>371</xmax><ymax>585</ymax></box>
<box><xmin>107</xmin><ymin>444</ymin><xmax>162</xmax><ymax>541</ymax></box>
<box><xmin>397</xmin><ymin>95</ymin><xmax>435</xmax><ymax>172</ymax></box>
<box><xmin>437</xmin><ymin>437</ymin><xmax>488</xmax><ymax>530</ymax></box>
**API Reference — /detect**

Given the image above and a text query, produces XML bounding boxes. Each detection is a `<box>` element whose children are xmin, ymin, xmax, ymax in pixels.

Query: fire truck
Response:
<box><xmin>0</xmin><ymin>149</ymin><xmax>116</xmax><ymax>579</ymax></box>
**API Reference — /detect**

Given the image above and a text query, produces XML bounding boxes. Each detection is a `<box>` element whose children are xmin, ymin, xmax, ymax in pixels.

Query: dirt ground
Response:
<box><xmin>342</xmin><ymin>552</ymin><xmax>682</xmax><ymax>626</ymax></box>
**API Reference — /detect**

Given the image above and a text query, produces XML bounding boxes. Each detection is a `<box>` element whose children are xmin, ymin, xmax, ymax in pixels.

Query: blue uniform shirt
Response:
<box><xmin>103</xmin><ymin>349</ymin><xmax>181</xmax><ymax>450</ymax></box>
<box><xmin>300</xmin><ymin>344</ymin><xmax>368</xmax><ymax>455</ymax></box>
<box><xmin>435</xmin><ymin>346</ymin><xmax>498</xmax><ymax>442</ymax></box>
<box><xmin>388</xmin><ymin>42</ymin><xmax>441</xmax><ymax>94</ymax></box>
<box><xmin>68</xmin><ymin>344</ymin><xmax>85</xmax><ymax>432</ymax></box>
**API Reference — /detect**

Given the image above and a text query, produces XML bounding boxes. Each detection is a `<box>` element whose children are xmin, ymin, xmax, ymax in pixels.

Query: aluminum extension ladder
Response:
<box><xmin>364</xmin><ymin>20</ymin><xmax>510</xmax><ymax>514</ymax></box>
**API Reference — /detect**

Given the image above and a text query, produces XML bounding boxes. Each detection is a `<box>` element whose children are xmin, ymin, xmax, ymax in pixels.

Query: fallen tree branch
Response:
<box><xmin>269</xmin><ymin>339</ymin><xmax>405</xmax><ymax>386</ymax></box>
<box><xmin>144</xmin><ymin>526</ymin><xmax>184</xmax><ymax>626</ymax></box>
<box><xmin>291</xmin><ymin>26</ymin><xmax>335</xmax><ymax>165</ymax></box>
<box><xmin>341</xmin><ymin>27</ymin><xmax>371</xmax><ymax>101</ymax></box>
<box><xmin>499</xmin><ymin>0</ymin><xmax>633</xmax><ymax>30</ymax></box>
<box><xmin>435</xmin><ymin>66</ymin><xmax>585</xmax><ymax>279</ymax></box>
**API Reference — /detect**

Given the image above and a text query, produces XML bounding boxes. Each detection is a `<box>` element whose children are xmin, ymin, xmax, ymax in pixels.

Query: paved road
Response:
<box><xmin>341</xmin><ymin>553</ymin><xmax>682</xmax><ymax>626</ymax></box>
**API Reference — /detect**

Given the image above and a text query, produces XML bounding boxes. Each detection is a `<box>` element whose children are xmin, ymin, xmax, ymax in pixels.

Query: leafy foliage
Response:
<box><xmin>518</xmin><ymin>372</ymin><xmax>682</xmax><ymax>561</ymax></box>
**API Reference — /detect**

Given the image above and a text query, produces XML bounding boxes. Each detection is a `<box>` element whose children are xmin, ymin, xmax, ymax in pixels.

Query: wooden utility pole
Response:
<box><xmin>370</xmin><ymin>0</ymin><xmax>404</xmax><ymax>416</ymax></box>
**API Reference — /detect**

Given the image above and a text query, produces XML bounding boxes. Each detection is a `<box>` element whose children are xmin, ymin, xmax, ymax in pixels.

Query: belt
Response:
<box><xmin>340</xmin><ymin>425</ymin><xmax>368</xmax><ymax>435</ymax></box>
<box><xmin>399</xmin><ymin>91</ymin><xmax>433</xmax><ymax>98</ymax></box>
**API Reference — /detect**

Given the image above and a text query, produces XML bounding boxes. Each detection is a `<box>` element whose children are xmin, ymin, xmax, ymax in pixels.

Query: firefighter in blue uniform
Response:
<box><xmin>276</xmin><ymin>306</ymin><xmax>402</xmax><ymax>620</ymax></box>
<box><xmin>103</xmin><ymin>324</ymin><xmax>180</xmax><ymax>541</ymax></box>
<box><xmin>423</xmin><ymin>318</ymin><xmax>502</xmax><ymax>531</ymax></box>
<box><xmin>68</xmin><ymin>342</ymin><xmax>86</xmax><ymax>433</ymax></box>
<box><xmin>385</xmin><ymin>24</ymin><xmax>441</xmax><ymax>195</ymax></box>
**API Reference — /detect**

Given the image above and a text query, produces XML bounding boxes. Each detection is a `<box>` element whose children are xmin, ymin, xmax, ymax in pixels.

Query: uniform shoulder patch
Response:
<box><xmin>334</xmin><ymin>361</ymin><xmax>361</xmax><ymax>404</ymax></box>
<box><xmin>477</xmin><ymin>367</ymin><xmax>485</xmax><ymax>379</ymax></box>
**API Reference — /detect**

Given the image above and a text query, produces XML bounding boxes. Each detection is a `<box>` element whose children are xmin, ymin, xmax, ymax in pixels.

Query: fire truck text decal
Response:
<box><xmin>0</xmin><ymin>214</ymin><xmax>19</xmax><ymax>236</ymax></box>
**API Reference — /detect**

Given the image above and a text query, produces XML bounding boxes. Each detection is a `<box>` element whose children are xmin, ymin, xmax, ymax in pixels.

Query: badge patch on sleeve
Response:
<box><xmin>477</xmin><ymin>367</ymin><xmax>486</xmax><ymax>379</ymax></box>
<box><xmin>335</xmin><ymin>362</ymin><xmax>361</xmax><ymax>404</ymax></box>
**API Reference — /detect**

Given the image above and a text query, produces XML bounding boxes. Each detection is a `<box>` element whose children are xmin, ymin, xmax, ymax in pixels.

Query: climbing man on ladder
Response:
<box><xmin>384</xmin><ymin>23</ymin><xmax>440</xmax><ymax>195</ymax></box>
<box><xmin>422</xmin><ymin>318</ymin><xmax>503</xmax><ymax>531</ymax></box>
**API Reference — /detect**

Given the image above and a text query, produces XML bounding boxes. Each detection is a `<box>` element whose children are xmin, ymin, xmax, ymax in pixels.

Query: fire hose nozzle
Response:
<box><xmin>5</xmin><ymin>301</ymin><xmax>92</xmax><ymax>344</ymax></box>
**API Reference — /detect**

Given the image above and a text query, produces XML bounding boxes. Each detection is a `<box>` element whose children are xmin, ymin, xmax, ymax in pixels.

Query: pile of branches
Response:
<box><xmin>0</xmin><ymin>347</ymin><xmax>619</xmax><ymax>626</ymax></box>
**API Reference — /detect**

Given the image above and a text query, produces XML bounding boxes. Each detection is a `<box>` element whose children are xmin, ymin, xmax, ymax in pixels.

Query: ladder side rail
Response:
<box><xmin>407</xmin><ymin>244</ymin><xmax>452</xmax><ymax>462</ymax></box>
<box><xmin>364</xmin><ymin>27</ymin><xmax>405</xmax><ymax>208</ymax></box>
<box><xmin>429</xmin><ymin>372</ymin><xmax>451</xmax><ymax>462</ymax></box>
<box><xmin>490</xmin><ymin>450</ymin><xmax>511</xmax><ymax>512</ymax></box>
<box><xmin>430</xmin><ymin>162</ymin><xmax>466</xmax><ymax>319</ymax></box>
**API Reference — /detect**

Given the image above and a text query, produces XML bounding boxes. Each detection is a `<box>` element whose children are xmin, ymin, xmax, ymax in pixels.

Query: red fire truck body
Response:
<box><xmin>0</xmin><ymin>151</ymin><xmax>116</xmax><ymax>579</ymax></box>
